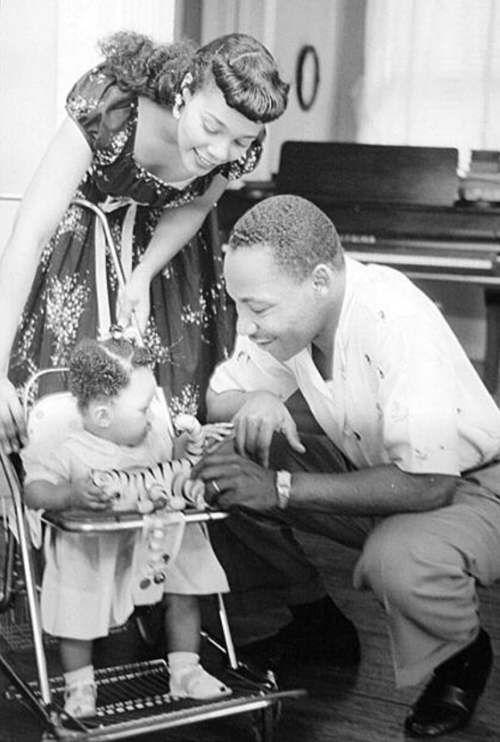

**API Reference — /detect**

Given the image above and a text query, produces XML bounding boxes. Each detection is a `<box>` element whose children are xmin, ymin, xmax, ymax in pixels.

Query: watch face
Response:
<box><xmin>296</xmin><ymin>45</ymin><xmax>320</xmax><ymax>111</ymax></box>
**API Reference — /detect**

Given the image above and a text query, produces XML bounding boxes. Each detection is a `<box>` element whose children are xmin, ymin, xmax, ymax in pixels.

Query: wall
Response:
<box><xmin>0</xmin><ymin>0</ymin><xmax>59</xmax><ymax>252</ymax></box>
<box><xmin>0</xmin><ymin>0</ymin><xmax>178</xmax><ymax>255</ymax></box>
<box><xmin>201</xmin><ymin>0</ymin><xmax>357</xmax><ymax>181</ymax></box>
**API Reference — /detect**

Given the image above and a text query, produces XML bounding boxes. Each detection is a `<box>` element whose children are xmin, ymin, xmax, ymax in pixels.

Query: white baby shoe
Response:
<box><xmin>169</xmin><ymin>663</ymin><xmax>232</xmax><ymax>700</ymax></box>
<box><xmin>64</xmin><ymin>681</ymin><xmax>97</xmax><ymax>718</ymax></box>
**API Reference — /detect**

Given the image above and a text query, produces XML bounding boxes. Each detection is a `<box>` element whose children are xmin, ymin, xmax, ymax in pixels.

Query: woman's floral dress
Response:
<box><xmin>9</xmin><ymin>65</ymin><xmax>261</xmax><ymax>420</ymax></box>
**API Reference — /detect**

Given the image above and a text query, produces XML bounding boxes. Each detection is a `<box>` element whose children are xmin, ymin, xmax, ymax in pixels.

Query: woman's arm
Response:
<box><xmin>117</xmin><ymin>175</ymin><xmax>228</xmax><ymax>331</ymax></box>
<box><xmin>0</xmin><ymin>117</ymin><xmax>92</xmax><ymax>452</ymax></box>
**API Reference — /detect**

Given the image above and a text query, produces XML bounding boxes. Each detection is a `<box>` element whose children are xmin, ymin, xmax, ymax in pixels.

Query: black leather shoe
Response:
<box><xmin>404</xmin><ymin>628</ymin><xmax>493</xmax><ymax>737</ymax></box>
<box><xmin>240</xmin><ymin>596</ymin><xmax>360</xmax><ymax>670</ymax></box>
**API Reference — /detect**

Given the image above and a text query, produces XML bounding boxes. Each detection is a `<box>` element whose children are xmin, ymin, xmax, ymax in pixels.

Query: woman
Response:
<box><xmin>0</xmin><ymin>31</ymin><xmax>289</xmax><ymax>453</ymax></box>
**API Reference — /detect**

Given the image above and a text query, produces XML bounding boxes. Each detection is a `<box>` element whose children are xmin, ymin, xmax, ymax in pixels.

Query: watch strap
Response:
<box><xmin>276</xmin><ymin>470</ymin><xmax>292</xmax><ymax>509</ymax></box>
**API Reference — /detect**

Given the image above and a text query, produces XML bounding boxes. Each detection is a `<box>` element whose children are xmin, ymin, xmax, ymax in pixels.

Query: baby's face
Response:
<box><xmin>108</xmin><ymin>366</ymin><xmax>157</xmax><ymax>447</ymax></box>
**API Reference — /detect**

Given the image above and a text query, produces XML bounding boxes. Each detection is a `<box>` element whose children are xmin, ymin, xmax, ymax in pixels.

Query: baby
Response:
<box><xmin>22</xmin><ymin>337</ymin><xmax>231</xmax><ymax>718</ymax></box>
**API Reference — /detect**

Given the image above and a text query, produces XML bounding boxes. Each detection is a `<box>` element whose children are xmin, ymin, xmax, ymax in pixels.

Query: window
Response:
<box><xmin>356</xmin><ymin>0</ymin><xmax>500</xmax><ymax>164</ymax></box>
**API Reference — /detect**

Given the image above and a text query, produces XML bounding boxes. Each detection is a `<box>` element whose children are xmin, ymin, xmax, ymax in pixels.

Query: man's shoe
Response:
<box><xmin>404</xmin><ymin>628</ymin><xmax>493</xmax><ymax>737</ymax></box>
<box><xmin>241</xmin><ymin>596</ymin><xmax>360</xmax><ymax>670</ymax></box>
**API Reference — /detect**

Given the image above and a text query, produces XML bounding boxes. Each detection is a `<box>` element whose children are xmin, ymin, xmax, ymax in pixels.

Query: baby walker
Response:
<box><xmin>0</xmin><ymin>199</ymin><xmax>305</xmax><ymax>741</ymax></box>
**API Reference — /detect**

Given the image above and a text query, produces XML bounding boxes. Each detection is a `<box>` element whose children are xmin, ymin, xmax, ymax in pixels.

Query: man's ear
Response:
<box><xmin>311</xmin><ymin>264</ymin><xmax>332</xmax><ymax>296</ymax></box>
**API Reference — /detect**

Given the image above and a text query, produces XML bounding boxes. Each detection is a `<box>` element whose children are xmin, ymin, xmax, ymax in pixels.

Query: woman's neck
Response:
<box><xmin>134</xmin><ymin>96</ymin><xmax>192</xmax><ymax>183</ymax></box>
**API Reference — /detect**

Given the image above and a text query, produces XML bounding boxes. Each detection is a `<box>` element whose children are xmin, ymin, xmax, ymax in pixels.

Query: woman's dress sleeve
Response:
<box><xmin>217</xmin><ymin>136</ymin><xmax>264</xmax><ymax>181</ymax></box>
<box><xmin>65</xmin><ymin>65</ymin><xmax>134</xmax><ymax>155</ymax></box>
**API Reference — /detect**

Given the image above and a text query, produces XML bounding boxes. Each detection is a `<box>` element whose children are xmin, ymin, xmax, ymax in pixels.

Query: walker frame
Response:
<box><xmin>0</xmin><ymin>199</ymin><xmax>305</xmax><ymax>741</ymax></box>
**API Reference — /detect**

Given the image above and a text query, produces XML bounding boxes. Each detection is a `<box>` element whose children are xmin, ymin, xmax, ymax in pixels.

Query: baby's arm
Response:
<box><xmin>24</xmin><ymin>476</ymin><xmax>113</xmax><ymax>512</ymax></box>
<box><xmin>22</xmin><ymin>438</ymin><xmax>113</xmax><ymax>512</ymax></box>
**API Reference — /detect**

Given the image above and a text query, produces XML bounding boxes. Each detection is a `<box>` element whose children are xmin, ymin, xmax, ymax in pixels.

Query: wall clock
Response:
<box><xmin>296</xmin><ymin>45</ymin><xmax>320</xmax><ymax>111</ymax></box>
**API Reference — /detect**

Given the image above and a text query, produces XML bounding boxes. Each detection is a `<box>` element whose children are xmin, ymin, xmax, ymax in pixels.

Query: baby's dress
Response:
<box><xmin>9</xmin><ymin>64</ymin><xmax>262</xmax><ymax>421</ymax></box>
<box><xmin>22</xmin><ymin>416</ymin><xmax>228</xmax><ymax>640</ymax></box>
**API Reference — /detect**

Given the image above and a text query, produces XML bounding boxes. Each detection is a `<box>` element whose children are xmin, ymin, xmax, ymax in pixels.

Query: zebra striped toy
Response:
<box><xmin>92</xmin><ymin>413</ymin><xmax>206</xmax><ymax>513</ymax></box>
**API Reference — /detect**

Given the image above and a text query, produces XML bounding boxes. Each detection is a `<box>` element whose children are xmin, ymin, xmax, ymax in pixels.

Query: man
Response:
<box><xmin>193</xmin><ymin>195</ymin><xmax>500</xmax><ymax>737</ymax></box>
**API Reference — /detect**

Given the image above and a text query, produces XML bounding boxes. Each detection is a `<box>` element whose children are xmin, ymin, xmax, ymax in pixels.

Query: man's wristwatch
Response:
<box><xmin>276</xmin><ymin>470</ymin><xmax>292</xmax><ymax>509</ymax></box>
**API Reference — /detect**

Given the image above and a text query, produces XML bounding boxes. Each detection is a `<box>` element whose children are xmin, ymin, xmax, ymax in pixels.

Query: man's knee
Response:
<box><xmin>355</xmin><ymin>515</ymin><xmax>466</xmax><ymax>612</ymax></box>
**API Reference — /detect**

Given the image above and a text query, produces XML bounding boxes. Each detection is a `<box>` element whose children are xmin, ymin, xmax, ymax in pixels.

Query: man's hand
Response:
<box><xmin>232</xmin><ymin>391</ymin><xmax>305</xmax><ymax>467</ymax></box>
<box><xmin>191</xmin><ymin>449</ymin><xmax>278</xmax><ymax>511</ymax></box>
<box><xmin>0</xmin><ymin>375</ymin><xmax>27</xmax><ymax>455</ymax></box>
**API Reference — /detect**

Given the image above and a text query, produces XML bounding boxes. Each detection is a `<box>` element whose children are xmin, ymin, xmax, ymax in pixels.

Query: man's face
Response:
<box><xmin>224</xmin><ymin>244</ymin><xmax>324</xmax><ymax>362</ymax></box>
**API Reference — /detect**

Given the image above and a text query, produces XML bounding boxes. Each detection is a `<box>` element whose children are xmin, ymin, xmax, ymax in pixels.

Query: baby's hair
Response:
<box><xmin>69</xmin><ymin>337</ymin><xmax>153</xmax><ymax>411</ymax></box>
<box><xmin>98</xmin><ymin>31</ymin><xmax>289</xmax><ymax>123</ymax></box>
<box><xmin>228</xmin><ymin>195</ymin><xmax>344</xmax><ymax>282</ymax></box>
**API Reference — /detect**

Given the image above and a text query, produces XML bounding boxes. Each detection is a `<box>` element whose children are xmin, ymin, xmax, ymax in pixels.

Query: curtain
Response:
<box><xmin>356</xmin><ymin>0</ymin><xmax>500</xmax><ymax>162</ymax></box>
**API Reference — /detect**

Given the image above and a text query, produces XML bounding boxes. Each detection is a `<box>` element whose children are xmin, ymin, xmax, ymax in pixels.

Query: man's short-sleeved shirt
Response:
<box><xmin>210</xmin><ymin>258</ymin><xmax>500</xmax><ymax>475</ymax></box>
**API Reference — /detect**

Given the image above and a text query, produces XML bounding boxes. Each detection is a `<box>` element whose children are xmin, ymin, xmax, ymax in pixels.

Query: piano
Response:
<box><xmin>217</xmin><ymin>141</ymin><xmax>500</xmax><ymax>392</ymax></box>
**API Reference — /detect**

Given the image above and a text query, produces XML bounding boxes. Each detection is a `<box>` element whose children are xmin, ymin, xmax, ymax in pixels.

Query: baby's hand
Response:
<box><xmin>203</xmin><ymin>422</ymin><xmax>235</xmax><ymax>453</ymax></box>
<box><xmin>69</xmin><ymin>475</ymin><xmax>114</xmax><ymax>511</ymax></box>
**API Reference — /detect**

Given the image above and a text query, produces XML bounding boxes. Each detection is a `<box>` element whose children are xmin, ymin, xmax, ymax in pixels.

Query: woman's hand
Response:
<box><xmin>0</xmin><ymin>374</ymin><xmax>27</xmax><ymax>455</ymax></box>
<box><xmin>116</xmin><ymin>266</ymin><xmax>152</xmax><ymax>336</ymax></box>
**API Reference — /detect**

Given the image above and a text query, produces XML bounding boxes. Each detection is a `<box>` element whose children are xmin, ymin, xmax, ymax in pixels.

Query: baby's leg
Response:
<box><xmin>163</xmin><ymin>593</ymin><xmax>201</xmax><ymax>652</ymax></box>
<box><xmin>59</xmin><ymin>637</ymin><xmax>97</xmax><ymax>718</ymax></box>
<box><xmin>60</xmin><ymin>637</ymin><xmax>93</xmax><ymax>672</ymax></box>
<box><xmin>163</xmin><ymin>593</ymin><xmax>231</xmax><ymax>700</ymax></box>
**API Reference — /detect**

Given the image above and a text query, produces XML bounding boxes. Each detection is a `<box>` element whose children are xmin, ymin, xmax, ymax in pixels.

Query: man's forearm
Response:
<box><xmin>206</xmin><ymin>388</ymin><xmax>248</xmax><ymax>422</ymax></box>
<box><xmin>288</xmin><ymin>465</ymin><xmax>459</xmax><ymax>515</ymax></box>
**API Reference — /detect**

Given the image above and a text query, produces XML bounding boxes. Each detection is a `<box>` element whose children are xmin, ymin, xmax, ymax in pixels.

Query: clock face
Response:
<box><xmin>296</xmin><ymin>45</ymin><xmax>320</xmax><ymax>111</ymax></box>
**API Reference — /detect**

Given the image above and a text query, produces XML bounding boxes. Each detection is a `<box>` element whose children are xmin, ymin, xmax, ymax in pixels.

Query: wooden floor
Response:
<box><xmin>275</xmin><ymin>535</ymin><xmax>500</xmax><ymax>742</ymax></box>
<box><xmin>1</xmin><ymin>533</ymin><xmax>499</xmax><ymax>742</ymax></box>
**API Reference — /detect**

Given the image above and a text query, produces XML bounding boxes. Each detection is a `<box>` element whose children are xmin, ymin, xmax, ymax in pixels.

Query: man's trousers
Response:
<box><xmin>209</xmin><ymin>431</ymin><xmax>500</xmax><ymax>687</ymax></box>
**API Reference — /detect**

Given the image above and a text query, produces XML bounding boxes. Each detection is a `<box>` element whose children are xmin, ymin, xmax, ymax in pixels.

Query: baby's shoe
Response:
<box><xmin>64</xmin><ymin>681</ymin><xmax>97</xmax><ymax>718</ymax></box>
<box><xmin>169</xmin><ymin>663</ymin><xmax>232</xmax><ymax>700</ymax></box>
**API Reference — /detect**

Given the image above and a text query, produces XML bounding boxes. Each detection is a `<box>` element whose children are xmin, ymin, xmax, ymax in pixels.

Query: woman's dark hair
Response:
<box><xmin>69</xmin><ymin>337</ymin><xmax>153</xmax><ymax>411</ymax></box>
<box><xmin>98</xmin><ymin>31</ymin><xmax>289</xmax><ymax>123</ymax></box>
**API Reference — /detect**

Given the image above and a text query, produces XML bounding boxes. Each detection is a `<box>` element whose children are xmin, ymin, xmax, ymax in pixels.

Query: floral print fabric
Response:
<box><xmin>9</xmin><ymin>65</ymin><xmax>262</xmax><ymax>419</ymax></box>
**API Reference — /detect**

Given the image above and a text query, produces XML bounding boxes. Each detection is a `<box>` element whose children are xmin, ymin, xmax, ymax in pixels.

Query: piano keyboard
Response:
<box><xmin>341</xmin><ymin>235</ymin><xmax>500</xmax><ymax>285</ymax></box>
<box><xmin>347</xmin><ymin>250</ymin><xmax>492</xmax><ymax>271</ymax></box>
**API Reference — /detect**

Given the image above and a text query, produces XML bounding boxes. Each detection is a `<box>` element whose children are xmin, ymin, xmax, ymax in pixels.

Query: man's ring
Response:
<box><xmin>212</xmin><ymin>480</ymin><xmax>221</xmax><ymax>495</ymax></box>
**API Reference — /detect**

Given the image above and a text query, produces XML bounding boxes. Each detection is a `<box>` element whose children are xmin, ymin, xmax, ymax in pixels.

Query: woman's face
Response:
<box><xmin>176</xmin><ymin>85</ymin><xmax>263</xmax><ymax>176</ymax></box>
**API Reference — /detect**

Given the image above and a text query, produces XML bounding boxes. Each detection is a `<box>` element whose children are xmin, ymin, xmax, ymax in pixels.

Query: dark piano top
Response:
<box><xmin>275</xmin><ymin>141</ymin><xmax>460</xmax><ymax>207</ymax></box>
<box><xmin>218</xmin><ymin>141</ymin><xmax>500</xmax><ymax>244</ymax></box>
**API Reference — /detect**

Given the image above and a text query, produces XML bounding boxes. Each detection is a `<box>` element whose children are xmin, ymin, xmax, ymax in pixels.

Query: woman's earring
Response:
<box><xmin>173</xmin><ymin>93</ymin><xmax>183</xmax><ymax>120</ymax></box>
